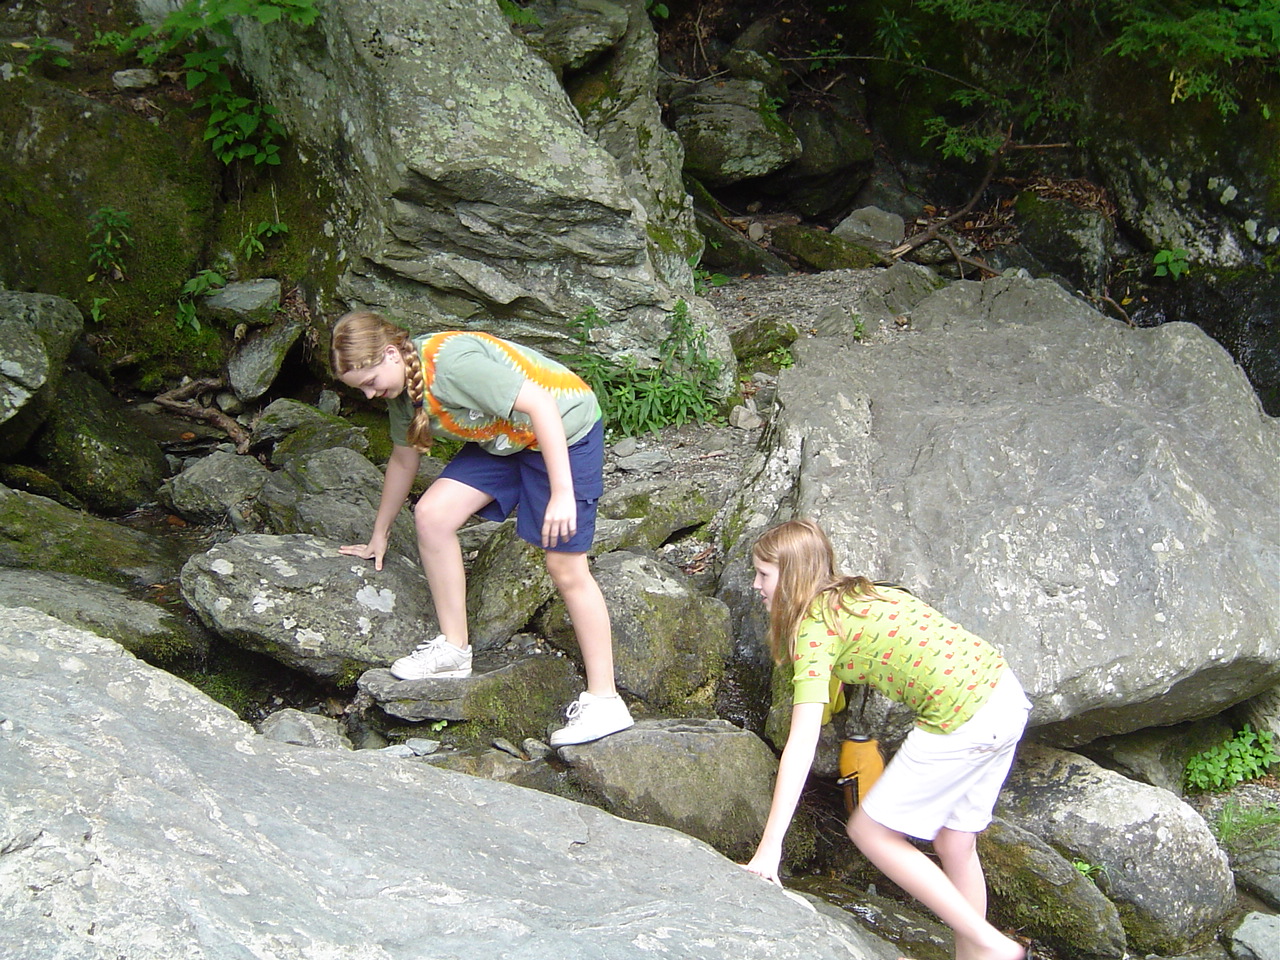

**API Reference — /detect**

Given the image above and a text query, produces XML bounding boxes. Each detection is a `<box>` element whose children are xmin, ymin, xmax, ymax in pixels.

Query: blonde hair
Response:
<box><xmin>752</xmin><ymin>518</ymin><xmax>885</xmax><ymax>664</ymax></box>
<box><xmin>330</xmin><ymin>310</ymin><xmax>434</xmax><ymax>452</ymax></box>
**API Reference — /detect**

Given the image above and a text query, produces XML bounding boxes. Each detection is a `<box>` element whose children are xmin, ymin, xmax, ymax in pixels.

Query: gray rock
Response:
<box><xmin>724</xmin><ymin>275</ymin><xmax>1280</xmax><ymax>744</ymax></box>
<box><xmin>259</xmin><ymin>708</ymin><xmax>352</xmax><ymax>750</ymax></box>
<box><xmin>558</xmin><ymin>717</ymin><xmax>777</xmax><ymax>861</ymax></box>
<box><xmin>543</xmin><ymin>551</ymin><xmax>731</xmax><ymax>712</ymax></box>
<box><xmin>254</xmin><ymin>445</ymin><xmax>418</xmax><ymax>561</ymax></box>
<box><xmin>180</xmin><ymin>533</ymin><xmax>438</xmax><ymax>682</ymax></box>
<box><xmin>111</xmin><ymin>67</ymin><xmax>157</xmax><ymax>90</ymax></box>
<box><xmin>670</xmin><ymin>78</ymin><xmax>802</xmax><ymax>187</ymax></box>
<box><xmin>597</xmin><ymin>475</ymin><xmax>729</xmax><ymax>549</ymax></box>
<box><xmin>162</xmin><ymin>449</ymin><xmax>271</xmax><ymax>525</ymax></box>
<box><xmin>1012</xmin><ymin>191</ymin><xmax>1117</xmax><ymax>294</ymax></box>
<box><xmin>980</xmin><ymin>816</ymin><xmax>1126</xmax><ymax>958</ymax></box>
<box><xmin>0</xmin><ymin>291</ymin><xmax>83</xmax><ymax>452</ymax></box>
<box><xmin>227</xmin><ymin>313</ymin><xmax>304</xmax><ymax>402</ymax></box>
<box><xmin>0</xmin><ymin>569</ymin><xmax>207</xmax><ymax>662</ymax></box>
<box><xmin>614</xmin><ymin>447</ymin><xmax>673</xmax><ymax>473</ymax></box>
<box><xmin>0</xmin><ymin>483</ymin><xmax>174</xmax><ymax>587</ymax></box>
<box><xmin>225</xmin><ymin>0</ymin><xmax>727</xmax><ymax>375</ymax></box>
<box><xmin>834</xmin><ymin>206</ymin><xmax>906</xmax><ymax>248</ymax></box>
<box><xmin>999</xmin><ymin>744</ymin><xmax>1235</xmax><ymax>954</ymax></box>
<box><xmin>0</xmin><ymin>606</ymin><xmax>892</xmax><ymax>960</ymax></box>
<box><xmin>202</xmin><ymin>278</ymin><xmax>281</xmax><ymax>326</ymax></box>
<box><xmin>1079</xmin><ymin>717</ymin><xmax>1236</xmax><ymax>795</ymax></box>
<box><xmin>251</xmin><ymin>398</ymin><xmax>368</xmax><ymax>465</ymax></box>
<box><xmin>358</xmin><ymin>656</ymin><xmax>580</xmax><ymax>744</ymax></box>
<box><xmin>1228</xmin><ymin>912</ymin><xmax>1280</xmax><ymax>960</ymax></box>
<box><xmin>523</xmin><ymin>0</ymin><xmax>630</xmax><ymax>74</ymax></box>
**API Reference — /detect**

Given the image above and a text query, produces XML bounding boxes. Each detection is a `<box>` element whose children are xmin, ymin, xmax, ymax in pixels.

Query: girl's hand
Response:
<box><xmin>741</xmin><ymin>852</ymin><xmax>782</xmax><ymax>886</ymax></box>
<box><xmin>541</xmin><ymin>489</ymin><xmax>577</xmax><ymax>549</ymax></box>
<box><xmin>340</xmin><ymin>531</ymin><xmax>388</xmax><ymax>570</ymax></box>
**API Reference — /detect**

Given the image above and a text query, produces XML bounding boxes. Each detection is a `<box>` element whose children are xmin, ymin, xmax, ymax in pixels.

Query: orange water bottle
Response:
<box><xmin>837</xmin><ymin>735</ymin><xmax>885</xmax><ymax>815</ymax></box>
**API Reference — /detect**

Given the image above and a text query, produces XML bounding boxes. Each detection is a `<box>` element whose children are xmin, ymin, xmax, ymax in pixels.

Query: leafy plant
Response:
<box><xmin>175</xmin><ymin>269</ymin><xmax>227</xmax><ymax>333</ymax></box>
<box><xmin>1184</xmin><ymin>724</ymin><xmax>1280</xmax><ymax>792</ymax></box>
<box><xmin>8</xmin><ymin>37</ymin><xmax>71</xmax><ymax>74</ymax></box>
<box><xmin>692</xmin><ymin>261</ymin><xmax>730</xmax><ymax>296</ymax></box>
<box><xmin>497</xmin><ymin>0</ymin><xmax>541</xmax><ymax>27</ymax></box>
<box><xmin>645</xmin><ymin>1</ymin><xmax>670</xmax><ymax>20</ymax></box>
<box><xmin>767</xmin><ymin>345</ymin><xmax>795</xmax><ymax>370</ymax></box>
<box><xmin>569</xmin><ymin>301</ymin><xmax>723</xmax><ymax>437</ymax></box>
<box><xmin>1071</xmin><ymin>858</ymin><xmax>1110</xmax><ymax>884</ymax></box>
<box><xmin>88</xmin><ymin>297</ymin><xmax>110</xmax><ymax>324</ymax></box>
<box><xmin>121</xmin><ymin>0</ymin><xmax>319</xmax><ymax>167</ymax></box>
<box><xmin>239</xmin><ymin>219</ymin><xmax>289</xmax><ymax>260</ymax></box>
<box><xmin>87</xmin><ymin>206</ymin><xmax>134</xmax><ymax>282</ymax></box>
<box><xmin>1153</xmin><ymin>247</ymin><xmax>1190</xmax><ymax>280</ymax></box>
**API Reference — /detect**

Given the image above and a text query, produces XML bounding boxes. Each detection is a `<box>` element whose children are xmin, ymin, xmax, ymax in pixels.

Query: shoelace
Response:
<box><xmin>562</xmin><ymin>700</ymin><xmax>585</xmax><ymax>723</ymax></box>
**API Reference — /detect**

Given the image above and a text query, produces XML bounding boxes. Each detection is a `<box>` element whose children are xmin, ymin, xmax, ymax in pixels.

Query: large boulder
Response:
<box><xmin>721</xmin><ymin>275</ymin><xmax>1280</xmax><ymax>744</ymax></box>
<box><xmin>253</xmin><ymin>446</ymin><xmax>419</xmax><ymax>560</ymax></box>
<box><xmin>0</xmin><ymin>606</ymin><xmax>896</xmax><ymax>960</ymax></box>
<box><xmin>0</xmin><ymin>291</ymin><xmax>83</xmax><ymax>453</ymax></box>
<box><xmin>669</xmin><ymin>78</ymin><xmax>803</xmax><ymax>188</ymax></box>
<box><xmin>999</xmin><ymin>744</ymin><xmax>1235</xmax><ymax>955</ymax></box>
<box><xmin>224</xmin><ymin>0</ymin><xmax>732</xmax><ymax>378</ymax></box>
<box><xmin>180</xmin><ymin>533</ymin><xmax>438</xmax><ymax>683</ymax></box>
<box><xmin>162</xmin><ymin>448</ymin><xmax>271</xmax><ymax>526</ymax></box>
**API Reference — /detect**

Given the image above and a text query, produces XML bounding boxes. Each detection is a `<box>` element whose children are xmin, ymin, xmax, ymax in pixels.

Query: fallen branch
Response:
<box><xmin>889</xmin><ymin>128</ymin><xmax>1013</xmax><ymax>260</ymax></box>
<box><xmin>154</xmin><ymin>378</ymin><xmax>252</xmax><ymax>453</ymax></box>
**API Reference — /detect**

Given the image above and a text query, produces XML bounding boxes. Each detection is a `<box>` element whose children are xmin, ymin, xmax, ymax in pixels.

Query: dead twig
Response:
<box><xmin>154</xmin><ymin>378</ymin><xmax>252</xmax><ymax>453</ymax></box>
<box><xmin>889</xmin><ymin>128</ymin><xmax>1013</xmax><ymax>260</ymax></box>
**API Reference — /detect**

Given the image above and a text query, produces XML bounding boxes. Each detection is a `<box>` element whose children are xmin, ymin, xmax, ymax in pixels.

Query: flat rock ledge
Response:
<box><xmin>0</xmin><ymin>605</ymin><xmax>898</xmax><ymax>960</ymax></box>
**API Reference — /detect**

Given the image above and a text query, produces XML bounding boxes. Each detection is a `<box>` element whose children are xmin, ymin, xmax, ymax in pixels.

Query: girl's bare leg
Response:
<box><xmin>848</xmin><ymin>808</ymin><xmax>1022</xmax><ymax>960</ymax></box>
<box><xmin>414</xmin><ymin>478</ymin><xmax>493</xmax><ymax>648</ymax></box>
<box><xmin>933</xmin><ymin>827</ymin><xmax>991</xmax><ymax>960</ymax></box>
<box><xmin>544</xmin><ymin>550</ymin><xmax>616</xmax><ymax>697</ymax></box>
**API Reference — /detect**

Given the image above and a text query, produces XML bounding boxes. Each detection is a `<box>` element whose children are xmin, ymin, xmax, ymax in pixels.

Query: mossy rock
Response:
<box><xmin>980</xmin><ymin>817</ymin><xmax>1127</xmax><ymax>959</ymax></box>
<box><xmin>0</xmin><ymin>483</ymin><xmax>177</xmax><ymax>587</ymax></box>
<box><xmin>358</xmin><ymin>655</ymin><xmax>581</xmax><ymax>747</ymax></box>
<box><xmin>0</xmin><ymin>76</ymin><xmax>221</xmax><ymax>384</ymax></box>
<box><xmin>771</xmin><ymin>224</ymin><xmax>886</xmax><ymax>272</ymax></box>
<box><xmin>35</xmin><ymin>370</ymin><xmax>168</xmax><ymax>514</ymax></box>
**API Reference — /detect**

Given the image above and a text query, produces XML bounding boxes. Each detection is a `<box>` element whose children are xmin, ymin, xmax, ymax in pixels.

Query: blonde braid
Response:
<box><xmin>401</xmin><ymin>343</ymin><xmax>434</xmax><ymax>453</ymax></box>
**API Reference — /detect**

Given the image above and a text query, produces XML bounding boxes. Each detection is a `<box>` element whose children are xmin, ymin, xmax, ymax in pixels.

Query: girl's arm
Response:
<box><xmin>512</xmin><ymin>381</ymin><xmax>576</xmax><ymax>549</ymax></box>
<box><xmin>743</xmin><ymin>700</ymin><xmax>826</xmax><ymax>885</ymax></box>
<box><xmin>339</xmin><ymin>443</ymin><xmax>420</xmax><ymax>570</ymax></box>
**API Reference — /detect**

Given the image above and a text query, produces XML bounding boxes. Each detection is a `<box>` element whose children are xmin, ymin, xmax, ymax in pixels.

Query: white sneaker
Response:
<box><xmin>390</xmin><ymin>635</ymin><xmax>472</xmax><ymax>680</ymax></box>
<box><xmin>550</xmin><ymin>692</ymin><xmax>634</xmax><ymax>747</ymax></box>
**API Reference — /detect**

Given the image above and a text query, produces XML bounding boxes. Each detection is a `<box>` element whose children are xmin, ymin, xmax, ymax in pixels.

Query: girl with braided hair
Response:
<box><xmin>330</xmin><ymin>310</ymin><xmax>633</xmax><ymax>746</ymax></box>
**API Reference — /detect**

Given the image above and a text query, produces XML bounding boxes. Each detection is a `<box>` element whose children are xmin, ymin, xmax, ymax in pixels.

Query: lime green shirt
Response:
<box><xmin>388</xmin><ymin>331</ymin><xmax>601</xmax><ymax>455</ymax></box>
<box><xmin>791</xmin><ymin>588</ymin><xmax>1006</xmax><ymax>734</ymax></box>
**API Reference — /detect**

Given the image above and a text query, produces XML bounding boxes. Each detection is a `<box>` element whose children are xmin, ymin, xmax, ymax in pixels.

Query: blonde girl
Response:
<box><xmin>330</xmin><ymin>310</ymin><xmax>632</xmax><ymax>746</ymax></box>
<box><xmin>744</xmin><ymin>519</ymin><xmax>1030</xmax><ymax>960</ymax></box>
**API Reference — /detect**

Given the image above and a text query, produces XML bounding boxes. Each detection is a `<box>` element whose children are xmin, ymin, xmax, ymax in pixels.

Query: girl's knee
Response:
<box><xmin>544</xmin><ymin>550</ymin><xmax>589</xmax><ymax>586</ymax></box>
<box><xmin>933</xmin><ymin>827</ymin><xmax>978</xmax><ymax>862</ymax></box>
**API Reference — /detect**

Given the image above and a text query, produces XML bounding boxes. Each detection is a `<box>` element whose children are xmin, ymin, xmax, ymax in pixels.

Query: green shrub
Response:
<box><xmin>570</xmin><ymin>302</ymin><xmax>723</xmax><ymax>437</ymax></box>
<box><xmin>1184</xmin><ymin>724</ymin><xmax>1280</xmax><ymax>792</ymax></box>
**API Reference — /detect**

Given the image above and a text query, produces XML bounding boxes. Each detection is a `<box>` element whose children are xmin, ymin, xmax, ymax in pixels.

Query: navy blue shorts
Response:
<box><xmin>439</xmin><ymin>419</ymin><xmax>605</xmax><ymax>553</ymax></box>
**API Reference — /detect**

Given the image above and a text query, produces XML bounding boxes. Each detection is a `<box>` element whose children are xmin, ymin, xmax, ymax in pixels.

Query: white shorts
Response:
<box><xmin>859</xmin><ymin>672</ymin><xmax>1032</xmax><ymax>841</ymax></box>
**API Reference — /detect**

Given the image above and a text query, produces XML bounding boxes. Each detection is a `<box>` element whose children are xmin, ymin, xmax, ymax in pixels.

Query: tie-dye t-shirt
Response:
<box><xmin>791</xmin><ymin>588</ymin><xmax>1006</xmax><ymax>735</ymax></box>
<box><xmin>388</xmin><ymin>332</ymin><xmax>601</xmax><ymax>455</ymax></box>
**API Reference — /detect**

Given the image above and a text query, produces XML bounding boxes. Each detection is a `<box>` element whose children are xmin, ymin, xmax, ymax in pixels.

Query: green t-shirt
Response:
<box><xmin>388</xmin><ymin>331</ymin><xmax>601</xmax><ymax>455</ymax></box>
<box><xmin>791</xmin><ymin>588</ymin><xmax>1006</xmax><ymax>734</ymax></box>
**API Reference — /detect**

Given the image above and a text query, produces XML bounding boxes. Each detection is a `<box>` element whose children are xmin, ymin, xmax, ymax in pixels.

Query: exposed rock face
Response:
<box><xmin>999</xmin><ymin>744</ymin><xmax>1235</xmax><ymax>954</ymax></box>
<box><xmin>0</xmin><ymin>606</ymin><xmax>893</xmax><ymax>960</ymax></box>
<box><xmin>224</xmin><ymin>0</ymin><xmax>731</xmax><ymax>377</ymax></box>
<box><xmin>722</xmin><ymin>275</ymin><xmax>1280</xmax><ymax>745</ymax></box>
<box><xmin>0</xmin><ymin>291</ymin><xmax>83</xmax><ymax>452</ymax></box>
